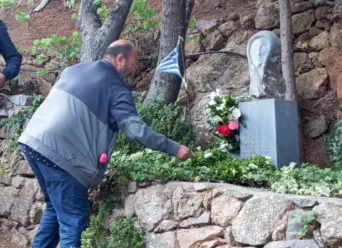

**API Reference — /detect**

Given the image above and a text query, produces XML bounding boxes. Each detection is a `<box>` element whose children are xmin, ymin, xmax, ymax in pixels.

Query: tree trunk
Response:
<box><xmin>279</xmin><ymin>0</ymin><xmax>304</xmax><ymax>161</ymax></box>
<box><xmin>78</xmin><ymin>0</ymin><xmax>133</xmax><ymax>62</ymax></box>
<box><xmin>143</xmin><ymin>0</ymin><xmax>194</xmax><ymax>105</ymax></box>
<box><xmin>279</xmin><ymin>0</ymin><xmax>296</xmax><ymax>100</ymax></box>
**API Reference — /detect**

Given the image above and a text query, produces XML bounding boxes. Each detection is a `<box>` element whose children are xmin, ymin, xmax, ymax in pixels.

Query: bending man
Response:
<box><xmin>18</xmin><ymin>40</ymin><xmax>192</xmax><ymax>248</ymax></box>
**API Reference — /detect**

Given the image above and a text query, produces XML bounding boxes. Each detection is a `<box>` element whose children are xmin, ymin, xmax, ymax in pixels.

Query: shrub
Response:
<box><xmin>106</xmin><ymin>146</ymin><xmax>342</xmax><ymax>198</ymax></box>
<box><xmin>4</xmin><ymin>94</ymin><xmax>42</xmax><ymax>151</ymax></box>
<box><xmin>325</xmin><ymin>108</ymin><xmax>342</xmax><ymax>169</ymax></box>
<box><xmin>270</xmin><ymin>162</ymin><xmax>342</xmax><ymax>197</ymax></box>
<box><xmin>109</xmin><ymin>217</ymin><xmax>144</xmax><ymax>248</ymax></box>
<box><xmin>108</xmin><ymin>147</ymin><xmax>276</xmax><ymax>186</ymax></box>
<box><xmin>115</xmin><ymin>95</ymin><xmax>194</xmax><ymax>154</ymax></box>
<box><xmin>81</xmin><ymin>204</ymin><xmax>144</xmax><ymax>248</ymax></box>
<box><xmin>81</xmin><ymin>204</ymin><xmax>109</xmax><ymax>248</ymax></box>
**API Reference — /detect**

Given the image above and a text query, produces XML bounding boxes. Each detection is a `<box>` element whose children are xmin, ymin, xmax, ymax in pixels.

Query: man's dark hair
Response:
<box><xmin>104</xmin><ymin>42</ymin><xmax>135</xmax><ymax>59</ymax></box>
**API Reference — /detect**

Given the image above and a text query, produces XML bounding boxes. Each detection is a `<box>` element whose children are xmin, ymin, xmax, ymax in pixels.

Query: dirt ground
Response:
<box><xmin>0</xmin><ymin>230</ymin><xmax>17</xmax><ymax>248</ymax></box>
<box><xmin>0</xmin><ymin>0</ymin><xmax>77</xmax><ymax>49</ymax></box>
<box><xmin>0</xmin><ymin>0</ymin><xmax>256</xmax><ymax>49</ymax></box>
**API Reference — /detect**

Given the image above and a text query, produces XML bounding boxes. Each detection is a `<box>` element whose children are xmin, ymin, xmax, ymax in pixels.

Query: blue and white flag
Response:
<box><xmin>156</xmin><ymin>36</ymin><xmax>188</xmax><ymax>88</ymax></box>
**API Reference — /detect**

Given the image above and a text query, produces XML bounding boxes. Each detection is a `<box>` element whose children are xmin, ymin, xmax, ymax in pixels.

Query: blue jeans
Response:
<box><xmin>24</xmin><ymin>154</ymin><xmax>90</xmax><ymax>248</ymax></box>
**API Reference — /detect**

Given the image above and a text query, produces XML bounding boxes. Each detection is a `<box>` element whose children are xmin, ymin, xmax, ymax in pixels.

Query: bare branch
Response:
<box><xmin>32</xmin><ymin>0</ymin><xmax>50</xmax><ymax>13</ymax></box>
<box><xmin>78</xmin><ymin>0</ymin><xmax>102</xmax><ymax>30</ymax></box>
<box><xmin>184</xmin><ymin>0</ymin><xmax>195</xmax><ymax>37</ymax></box>
<box><xmin>79</xmin><ymin>0</ymin><xmax>133</xmax><ymax>61</ymax></box>
<box><xmin>98</xmin><ymin>0</ymin><xmax>133</xmax><ymax>41</ymax></box>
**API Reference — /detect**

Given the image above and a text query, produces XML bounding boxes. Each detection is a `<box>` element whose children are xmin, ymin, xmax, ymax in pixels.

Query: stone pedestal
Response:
<box><xmin>239</xmin><ymin>99</ymin><xmax>300</xmax><ymax>168</ymax></box>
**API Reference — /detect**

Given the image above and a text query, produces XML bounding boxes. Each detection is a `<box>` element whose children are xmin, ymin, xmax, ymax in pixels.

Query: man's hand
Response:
<box><xmin>176</xmin><ymin>145</ymin><xmax>192</xmax><ymax>160</ymax></box>
<box><xmin>0</xmin><ymin>73</ymin><xmax>6</xmax><ymax>88</ymax></box>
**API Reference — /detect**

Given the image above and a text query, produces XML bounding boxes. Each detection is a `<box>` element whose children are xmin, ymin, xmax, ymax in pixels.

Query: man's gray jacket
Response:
<box><xmin>18</xmin><ymin>59</ymin><xmax>180</xmax><ymax>188</ymax></box>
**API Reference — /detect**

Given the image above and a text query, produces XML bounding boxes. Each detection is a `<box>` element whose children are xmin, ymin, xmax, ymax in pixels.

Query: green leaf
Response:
<box><xmin>15</xmin><ymin>10</ymin><xmax>30</xmax><ymax>24</ymax></box>
<box><xmin>37</xmin><ymin>69</ymin><xmax>49</xmax><ymax>77</ymax></box>
<box><xmin>0</xmin><ymin>0</ymin><xmax>14</xmax><ymax>8</ymax></box>
<box><xmin>145</xmin><ymin>8</ymin><xmax>155</xmax><ymax>18</ymax></box>
<box><xmin>189</xmin><ymin>16</ymin><xmax>197</xmax><ymax>29</ymax></box>
<box><xmin>143</xmin><ymin>21</ymin><xmax>149</xmax><ymax>30</ymax></box>
<box><xmin>93</xmin><ymin>0</ymin><xmax>102</xmax><ymax>5</ymax></box>
<box><xmin>72</xmin><ymin>13</ymin><xmax>78</xmax><ymax>21</ymax></box>
<box><xmin>33</xmin><ymin>40</ymin><xmax>41</xmax><ymax>46</ymax></box>
<box><xmin>31</xmin><ymin>47</ymin><xmax>37</xmax><ymax>55</ymax></box>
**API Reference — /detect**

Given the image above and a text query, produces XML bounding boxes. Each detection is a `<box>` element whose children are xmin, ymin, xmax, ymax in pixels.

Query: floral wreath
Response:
<box><xmin>207</xmin><ymin>89</ymin><xmax>248</xmax><ymax>152</ymax></box>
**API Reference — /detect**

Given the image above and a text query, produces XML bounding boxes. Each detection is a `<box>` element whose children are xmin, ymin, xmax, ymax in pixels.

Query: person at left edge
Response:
<box><xmin>0</xmin><ymin>20</ymin><xmax>22</xmax><ymax>87</ymax></box>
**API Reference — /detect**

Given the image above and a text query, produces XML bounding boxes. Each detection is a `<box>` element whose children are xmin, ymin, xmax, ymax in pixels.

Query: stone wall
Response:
<box><xmin>114</xmin><ymin>181</ymin><xmax>342</xmax><ymax>248</ymax></box>
<box><xmin>0</xmin><ymin>53</ymin><xmax>59</xmax><ymax>97</ymax></box>
<box><xmin>0</xmin><ymin>96</ymin><xmax>41</xmax><ymax>248</ymax></box>
<box><xmin>0</xmin><ymin>58</ymin><xmax>57</xmax><ymax>248</ymax></box>
<box><xmin>184</xmin><ymin>0</ymin><xmax>342</xmax><ymax>166</ymax></box>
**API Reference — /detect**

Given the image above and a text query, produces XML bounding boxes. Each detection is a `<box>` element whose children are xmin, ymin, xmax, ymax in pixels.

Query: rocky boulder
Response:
<box><xmin>185</xmin><ymin>30</ymin><xmax>251</xmax><ymax>138</ymax></box>
<box><xmin>304</xmin><ymin>115</ymin><xmax>328</xmax><ymax>138</ymax></box>
<box><xmin>177</xmin><ymin>226</ymin><xmax>224</xmax><ymax>248</ymax></box>
<box><xmin>240</xmin><ymin>14</ymin><xmax>255</xmax><ymax>30</ymax></box>
<box><xmin>329</xmin><ymin>22</ymin><xmax>342</xmax><ymax>48</ymax></box>
<box><xmin>10</xmin><ymin>179</ymin><xmax>39</xmax><ymax>226</ymax></box>
<box><xmin>309</xmin><ymin>31</ymin><xmax>330</xmax><ymax>51</ymax></box>
<box><xmin>202</xmin><ymin>30</ymin><xmax>225</xmax><ymax>51</ymax></box>
<box><xmin>211</xmin><ymin>196</ymin><xmax>243</xmax><ymax>227</ymax></box>
<box><xmin>185</xmin><ymin>34</ymin><xmax>204</xmax><ymax>58</ymax></box>
<box><xmin>296</xmin><ymin>68</ymin><xmax>328</xmax><ymax>99</ymax></box>
<box><xmin>196</xmin><ymin>20</ymin><xmax>218</xmax><ymax>36</ymax></box>
<box><xmin>264</xmin><ymin>240</ymin><xmax>319</xmax><ymax>248</ymax></box>
<box><xmin>232</xmin><ymin>196</ymin><xmax>288</xmax><ymax>246</ymax></box>
<box><xmin>146</xmin><ymin>232</ymin><xmax>177</xmax><ymax>248</ymax></box>
<box><xmin>314</xmin><ymin>203</ymin><xmax>342</xmax><ymax>247</ymax></box>
<box><xmin>294</xmin><ymin>53</ymin><xmax>313</xmax><ymax>75</ymax></box>
<box><xmin>0</xmin><ymin>186</ymin><xmax>19</xmax><ymax>217</ymax></box>
<box><xmin>255</xmin><ymin>4</ymin><xmax>280</xmax><ymax>29</ymax></box>
<box><xmin>218</xmin><ymin>21</ymin><xmax>240</xmax><ymax>38</ymax></box>
<box><xmin>292</xmin><ymin>10</ymin><xmax>315</xmax><ymax>35</ymax></box>
<box><xmin>134</xmin><ymin>185</ymin><xmax>172</xmax><ymax>231</ymax></box>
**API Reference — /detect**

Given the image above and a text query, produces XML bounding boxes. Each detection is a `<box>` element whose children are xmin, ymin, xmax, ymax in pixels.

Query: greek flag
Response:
<box><xmin>156</xmin><ymin>37</ymin><xmax>183</xmax><ymax>78</ymax></box>
<box><xmin>156</xmin><ymin>36</ymin><xmax>188</xmax><ymax>88</ymax></box>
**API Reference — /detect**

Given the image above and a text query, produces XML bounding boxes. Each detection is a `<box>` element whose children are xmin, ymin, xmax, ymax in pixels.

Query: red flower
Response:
<box><xmin>215</xmin><ymin>123</ymin><xmax>232</xmax><ymax>136</ymax></box>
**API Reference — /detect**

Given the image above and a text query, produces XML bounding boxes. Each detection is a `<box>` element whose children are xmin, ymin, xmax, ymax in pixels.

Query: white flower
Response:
<box><xmin>263</xmin><ymin>155</ymin><xmax>272</xmax><ymax>164</ymax></box>
<box><xmin>289</xmin><ymin>162</ymin><xmax>297</xmax><ymax>168</ymax></box>
<box><xmin>208</xmin><ymin>100</ymin><xmax>216</xmax><ymax>106</ymax></box>
<box><xmin>210</xmin><ymin>89</ymin><xmax>221</xmax><ymax>101</ymax></box>
<box><xmin>217</xmin><ymin>103</ymin><xmax>225</xmax><ymax>111</ymax></box>
<box><xmin>219</xmin><ymin>142</ymin><xmax>228</xmax><ymax>150</ymax></box>
<box><xmin>248</xmin><ymin>163</ymin><xmax>258</xmax><ymax>169</ymax></box>
<box><xmin>145</xmin><ymin>148</ymin><xmax>153</xmax><ymax>154</ymax></box>
<box><xmin>263</xmin><ymin>155</ymin><xmax>272</xmax><ymax>160</ymax></box>
<box><xmin>196</xmin><ymin>146</ymin><xmax>202</xmax><ymax>151</ymax></box>
<box><xmin>112</xmin><ymin>151</ymin><xmax>121</xmax><ymax>156</ymax></box>
<box><xmin>130</xmin><ymin>152</ymin><xmax>143</xmax><ymax>160</ymax></box>
<box><xmin>232</xmin><ymin>108</ymin><xmax>241</xmax><ymax>119</ymax></box>
<box><xmin>204</xmin><ymin>152</ymin><xmax>213</xmax><ymax>158</ymax></box>
<box><xmin>213</xmin><ymin>115</ymin><xmax>222</xmax><ymax>123</ymax></box>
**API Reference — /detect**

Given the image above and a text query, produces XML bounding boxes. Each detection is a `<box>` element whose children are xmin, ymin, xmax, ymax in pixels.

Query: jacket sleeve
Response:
<box><xmin>110</xmin><ymin>86</ymin><xmax>180</xmax><ymax>157</ymax></box>
<box><xmin>0</xmin><ymin>21</ymin><xmax>22</xmax><ymax>80</ymax></box>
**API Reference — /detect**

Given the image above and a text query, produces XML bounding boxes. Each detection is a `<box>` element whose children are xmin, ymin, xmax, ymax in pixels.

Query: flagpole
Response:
<box><xmin>178</xmin><ymin>36</ymin><xmax>193</xmax><ymax>134</ymax></box>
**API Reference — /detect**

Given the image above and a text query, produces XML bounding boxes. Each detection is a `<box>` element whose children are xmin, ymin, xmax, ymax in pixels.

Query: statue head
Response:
<box><xmin>247</xmin><ymin>31</ymin><xmax>286</xmax><ymax>99</ymax></box>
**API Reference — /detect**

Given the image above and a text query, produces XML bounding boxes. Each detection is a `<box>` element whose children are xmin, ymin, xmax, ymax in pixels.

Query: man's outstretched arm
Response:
<box><xmin>110</xmin><ymin>87</ymin><xmax>192</xmax><ymax>160</ymax></box>
<box><xmin>0</xmin><ymin>21</ymin><xmax>22</xmax><ymax>86</ymax></box>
